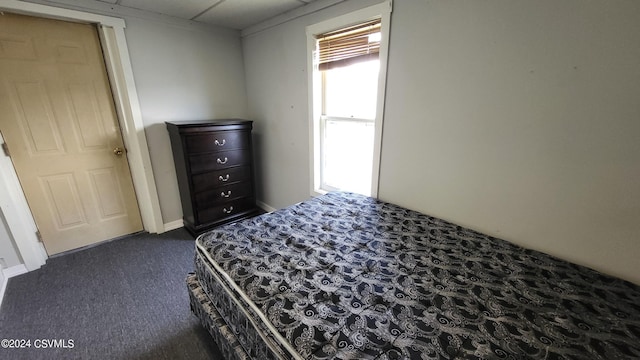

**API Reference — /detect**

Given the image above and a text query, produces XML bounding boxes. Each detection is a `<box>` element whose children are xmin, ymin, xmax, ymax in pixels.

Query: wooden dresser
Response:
<box><xmin>166</xmin><ymin>120</ymin><xmax>259</xmax><ymax>235</ymax></box>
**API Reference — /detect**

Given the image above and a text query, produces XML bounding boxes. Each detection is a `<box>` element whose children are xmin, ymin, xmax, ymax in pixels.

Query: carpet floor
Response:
<box><xmin>0</xmin><ymin>228</ymin><xmax>222</xmax><ymax>360</ymax></box>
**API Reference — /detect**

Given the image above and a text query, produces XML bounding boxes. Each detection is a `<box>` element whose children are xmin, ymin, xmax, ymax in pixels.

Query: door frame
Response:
<box><xmin>0</xmin><ymin>0</ymin><xmax>164</xmax><ymax>271</ymax></box>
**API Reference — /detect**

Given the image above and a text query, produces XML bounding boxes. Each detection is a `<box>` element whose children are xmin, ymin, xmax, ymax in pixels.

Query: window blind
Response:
<box><xmin>316</xmin><ymin>18</ymin><xmax>381</xmax><ymax>71</ymax></box>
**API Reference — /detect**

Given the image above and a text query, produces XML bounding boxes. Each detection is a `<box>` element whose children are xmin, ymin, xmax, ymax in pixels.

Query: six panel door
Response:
<box><xmin>0</xmin><ymin>12</ymin><xmax>143</xmax><ymax>254</ymax></box>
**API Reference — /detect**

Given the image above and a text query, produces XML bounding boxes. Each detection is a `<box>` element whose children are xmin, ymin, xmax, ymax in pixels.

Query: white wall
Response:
<box><xmin>243</xmin><ymin>0</ymin><xmax>640</xmax><ymax>284</ymax></box>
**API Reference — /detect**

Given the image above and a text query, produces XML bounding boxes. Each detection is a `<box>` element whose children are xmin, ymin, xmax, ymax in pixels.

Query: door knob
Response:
<box><xmin>113</xmin><ymin>147</ymin><xmax>124</xmax><ymax>156</ymax></box>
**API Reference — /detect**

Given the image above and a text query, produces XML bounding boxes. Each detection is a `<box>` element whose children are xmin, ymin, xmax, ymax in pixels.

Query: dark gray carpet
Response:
<box><xmin>0</xmin><ymin>228</ymin><xmax>222</xmax><ymax>360</ymax></box>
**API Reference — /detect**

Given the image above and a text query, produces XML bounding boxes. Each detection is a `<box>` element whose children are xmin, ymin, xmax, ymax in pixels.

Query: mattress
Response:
<box><xmin>192</xmin><ymin>191</ymin><xmax>640</xmax><ymax>359</ymax></box>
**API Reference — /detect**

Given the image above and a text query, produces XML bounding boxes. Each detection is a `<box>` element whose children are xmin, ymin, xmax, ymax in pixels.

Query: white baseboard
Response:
<box><xmin>3</xmin><ymin>264</ymin><xmax>27</xmax><ymax>278</ymax></box>
<box><xmin>164</xmin><ymin>219</ymin><xmax>184</xmax><ymax>232</ymax></box>
<box><xmin>0</xmin><ymin>264</ymin><xmax>28</xmax><ymax>309</ymax></box>
<box><xmin>256</xmin><ymin>200</ymin><xmax>277</xmax><ymax>213</ymax></box>
<box><xmin>0</xmin><ymin>271</ymin><xmax>4</xmax><ymax>308</ymax></box>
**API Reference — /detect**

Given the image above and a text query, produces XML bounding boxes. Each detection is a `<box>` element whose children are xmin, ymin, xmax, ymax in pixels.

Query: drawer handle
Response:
<box><xmin>215</xmin><ymin>139</ymin><xmax>226</xmax><ymax>146</ymax></box>
<box><xmin>219</xmin><ymin>174</ymin><xmax>230</xmax><ymax>182</ymax></box>
<box><xmin>223</xmin><ymin>206</ymin><xmax>234</xmax><ymax>214</ymax></box>
<box><xmin>220</xmin><ymin>190</ymin><xmax>232</xmax><ymax>198</ymax></box>
<box><xmin>217</xmin><ymin>157</ymin><xmax>228</xmax><ymax>164</ymax></box>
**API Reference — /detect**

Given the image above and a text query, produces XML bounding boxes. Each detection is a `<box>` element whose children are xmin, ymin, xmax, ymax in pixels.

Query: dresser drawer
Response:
<box><xmin>198</xmin><ymin>197</ymin><xmax>255</xmax><ymax>224</ymax></box>
<box><xmin>189</xmin><ymin>150</ymin><xmax>249</xmax><ymax>174</ymax></box>
<box><xmin>195</xmin><ymin>182</ymin><xmax>253</xmax><ymax>208</ymax></box>
<box><xmin>186</xmin><ymin>131</ymin><xmax>249</xmax><ymax>154</ymax></box>
<box><xmin>192</xmin><ymin>166</ymin><xmax>251</xmax><ymax>193</ymax></box>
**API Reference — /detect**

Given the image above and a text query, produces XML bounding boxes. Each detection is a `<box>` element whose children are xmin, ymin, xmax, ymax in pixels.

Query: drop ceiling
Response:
<box><xmin>94</xmin><ymin>0</ymin><xmax>319</xmax><ymax>30</ymax></box>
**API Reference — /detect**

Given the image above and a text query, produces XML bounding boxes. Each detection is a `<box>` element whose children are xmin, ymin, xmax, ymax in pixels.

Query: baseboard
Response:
<box><xmin>164</xmin><ymin>219</ymin><xmax>184</xmax><ymax>232</ymax></box>
<box><xmin>256</xmin><ymin>200</ymin><xmax>277</xmax><ymax>213</ymax></box>
<box><xmin>3</xmin><ymin>264</ymin><xmax>28</xmax><ymax>278</ymax></box>
<box><xmin>0</xmin><ymin>264</ymin><xmax>28</xmax><ymax>309</ymax></box>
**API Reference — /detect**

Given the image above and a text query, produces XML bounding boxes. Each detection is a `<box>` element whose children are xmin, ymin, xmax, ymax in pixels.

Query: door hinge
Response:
<box><xmin>35</xmin><ymin>230</ymin><xmax>43</xmax><ymax>242</ymax></box>
<box><xmin>1</xmin><ymin>142</ymin><xmax>9</xmax><ymax>157</ymax></box>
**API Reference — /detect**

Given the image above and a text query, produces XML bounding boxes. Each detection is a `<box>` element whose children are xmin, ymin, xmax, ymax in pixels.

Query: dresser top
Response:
<box><xmin>165</xmin><ymin>119</ymin><xmax>252</xmax><ymax>127</ymax></box>
<box><xmin>166</xmin><ymin>119</ymin><xmax>253</xmax><ymax>133</ymax></box>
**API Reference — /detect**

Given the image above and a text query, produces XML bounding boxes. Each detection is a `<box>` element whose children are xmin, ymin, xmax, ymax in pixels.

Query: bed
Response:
<box><xmin>187</xmin><ymin>192</ymin><xmax>640</xmax><ymax>359</ymax></box>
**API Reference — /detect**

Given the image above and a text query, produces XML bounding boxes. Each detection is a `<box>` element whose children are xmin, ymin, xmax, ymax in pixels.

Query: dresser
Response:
<box><xmin>166</xmin><ymin>120</ymin><xmax>259</xmax><ymax>236</ymax></box>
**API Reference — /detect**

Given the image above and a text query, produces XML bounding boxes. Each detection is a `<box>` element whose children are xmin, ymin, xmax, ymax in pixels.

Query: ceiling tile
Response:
<box><xmin>195</xmin><ymin>0</ymin><xmax>303</xmax><ymax>30</ymax></box>
<box><xmin>118</xmin><ymin>0</ymin><xmax>221</xmax><ymax>19</ymax></box>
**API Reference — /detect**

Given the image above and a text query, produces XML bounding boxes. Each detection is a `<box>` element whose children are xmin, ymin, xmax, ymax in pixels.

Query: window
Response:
<box><xmin>307</xmin><ymin>1</ymin><xmax>391</xmax><ymax>197</ymax></box>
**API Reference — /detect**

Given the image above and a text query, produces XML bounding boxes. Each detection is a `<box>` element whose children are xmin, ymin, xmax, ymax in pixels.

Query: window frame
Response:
<box><xmin>306</xmin><ymin>0</ymin><xmax>392</xmax><ymax>198</ymax></box>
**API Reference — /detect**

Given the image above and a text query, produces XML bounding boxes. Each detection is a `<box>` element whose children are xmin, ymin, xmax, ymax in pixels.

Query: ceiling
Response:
<box><xmin>95</xmin><ymin>0</ymin><xmax>320</xmax><ymax>30</ymax></box>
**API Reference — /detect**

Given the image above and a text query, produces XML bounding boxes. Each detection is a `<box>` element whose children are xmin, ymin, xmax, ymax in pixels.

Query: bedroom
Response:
<box><xmin>0</xmin><ymin>0</ymin><xmax>639</xmax><ymax>358</ymax></box>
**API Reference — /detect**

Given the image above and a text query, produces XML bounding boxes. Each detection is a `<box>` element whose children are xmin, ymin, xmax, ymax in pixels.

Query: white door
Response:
<box><xmin>0</xmin><ymin>12</ymin><xmax>143</xmax><ymax>254</ymax></box>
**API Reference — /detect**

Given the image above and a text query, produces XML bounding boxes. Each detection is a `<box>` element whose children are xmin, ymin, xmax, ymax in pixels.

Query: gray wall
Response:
<box><xmin>1</xmin><ymin>0</ymin><xmax>248</xmax><ymax>266</ymax></box>
<box><xmin>124</xmin><ymin>18</ymin><xmax>248</xmax><ymax>223</ymax></box>
<box><xmin>244</xmin><ymin>0</ymin><xmax>385</xmax><ymax>209</ymax></box>
<box><xmin>243</xmin><ymin>0</ymin><xmax>640</xmax><ymax>284</ymax></box>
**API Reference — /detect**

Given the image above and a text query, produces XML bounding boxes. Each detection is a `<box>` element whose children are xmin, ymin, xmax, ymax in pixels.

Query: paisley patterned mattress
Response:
<box><xmin>190</xmin><ymin>192</ymin><xmax>640</xmax><ymax>359</ymax></box>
